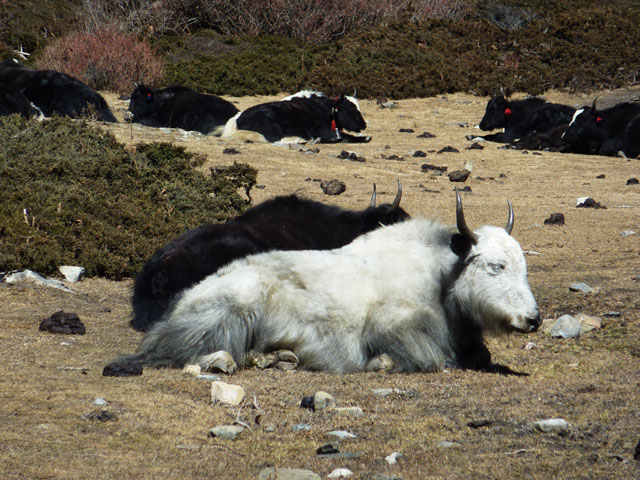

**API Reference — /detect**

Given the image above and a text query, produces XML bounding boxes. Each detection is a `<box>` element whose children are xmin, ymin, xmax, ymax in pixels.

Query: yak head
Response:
<box><xmin>561</xmin><ymin>99</ymin><xmax>604</xmax><ymax>149</ymax></box>
<box><xmin>448</xmin><ymin>190</ymin><xmax>540</xmax><ymax>334</ymax></box>
<box><xmin>332</xmin><ymin>94</ymin><xmax>367</xmax><ymax>133</ymax></box>
<box><xmin>128</xmin><ymin>84</ymin><xmax>158</xmax><ymax>120</ymax></box>
<box><xmin>479</xmin><ymin>95</ymin><xmax>512</xmax><ymax>131</ymax></box>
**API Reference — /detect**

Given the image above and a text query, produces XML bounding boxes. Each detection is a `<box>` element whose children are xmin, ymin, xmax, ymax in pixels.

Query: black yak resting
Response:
<box><xmin>131</xmin><ymin>184</ymin><xmax>409</xmax><ymax>332</ymax></box>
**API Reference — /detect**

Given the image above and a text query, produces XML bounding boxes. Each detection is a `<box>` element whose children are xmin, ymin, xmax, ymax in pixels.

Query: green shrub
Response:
<box><xmin>0</xmin><ymin>116</ymin><xmax>257</xmax><ymax>280</ymax></box>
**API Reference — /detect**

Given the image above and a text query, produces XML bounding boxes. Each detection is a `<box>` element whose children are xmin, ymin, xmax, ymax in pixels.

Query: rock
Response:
<box><xmin>331</xmin><ymin>407</ymin><xmax>364</xmax><ymax>418</ymax></box>
<box><xmin>292</xmin><ymin>424</ymin><xmax>311</xmax><ymax>431</ymax></box>
<box><xmin>93</xmin><ymin>398</ymin><xmax>108</xmax><ymax>406</ymax></box>
<box><xmin>327</xmin><ymin>430</ymin><xmax>357</xmax><ymax>440</ymax></box>
<box><xmin>437</xmin><ymin>146</ymin><xmax>460</xmax><ymax>153</ymax></box>
<box><xmin>448</xmin><ymin>169</ymin><xmax>471</xmax><ymax>182</ymax></box>
<box><xmin>549</xmin><ymin>314</ymin><xmax>583</xmax><ymax>338</ymax></box>
<box><xmin>59</xmin><ymin>266</ymin><xmax>85</xmax><ymax>282</ymax></box>
<box><xmin>436</xmin><ymin>440</ymin><xmax>460</xmax><ymax>448</ymax></box>
<box><xmin>574</xmin><ymin>313</ymin><xmax>603</xmax><ymax>332</ymax></box>
<box><xmin>222</xmin><ymin>147</ymin><xmax>241</xmax><ymax>155</ymax></box>
<box><xmin>421</xmin><ymin>163</ymin><xmax>447</xmax><ymax>174</ymax></box>
<box><xmin>532</xmin><ymin>418</ymin><xmax>570</xmax><ymax>434</ymax></box>
<box><xmin>337</xmin><ymin>150</ymin><xmax>365</xmax><ymax>162</ymax></box>
<box><xmin>569</xmin><ymin>282</ymin><xmax>595</xmax><ymax>293</ymax></box>
<box><xmin>466</xmin><ymin>142</ymin><xmax>484</xmax><ymax>150</ymax></box>
<box><xmin>385</xmin><ymin>452</ymin><xmax>404</xmax><ymax>465</ymax></box>
<box><xmin>576</xmin><ymin>197</ymin><xmax>606</xmax><ymax>209</ymax></box>
<box><xmin>211</xmin><ymin>381</ymin><xmax>245</xmax><ymax>406</ymax></box>
<box><xmin>596</xmin><ymin>174</ymin><xmax>605</xmax><ymax>179</ymax></box>
<box><xmin>39</xmin><ymin>311</ymin><xmax>85</xmax><ymax>335</ymax></box>
<box><xmin>195</xmin><ymin>374</ymin><xmax>222</xmax><ymax>381</ymax></box>
<box><xmin>602</xmin><ymin>311</ymin><xmax>621</xmax><ymax>318</ymax></box>
<box><xmin>524</xmin><ymin>342</ymin><xmax>537</xmax><ymax>350</ymax></box>
<box><xmin>412</xmin><ymin>150</ymin><xmax>427</xmax><ymax>157</ymax></box>
<box><xmin>398</xmin><ymin>128</ymin><xmax>415</xmax><ymax>133</ymax></box>
<box><xmin>313</xmin><ymin>391</ymin><xmax>336</xmax><ymax>411</ymax></box>
<box><xmin>4</xmin><ymin>270</ymin><xmax>73</xmax><ymax>292</ymax></box>
<box><xmin>417</xmin><ymin>131</ymin><xmax>436</xmax><ymax>138</ymax></box>
<box><xmin>328</xmin><ymin>468</ymin><xmax>353</xmax><ymax>478</ymax></box>
<box><xmin>320</xmin><ymin>179</ymin><xmax>346</xmax><ymax>196</ymax></box>
<box><xmin>626</xmin><ymin>178</ymin><xmax>639</xmax><ymax>185</ymax></box>
<box><xmin>621</xmin><ymin>230</ymin><xmax>636</xmax><ymax>236</ymax></box>
<box><xmin>183</xmin><ymin>364</ymin><xmax>202</xmax><ymax>376</ymax></box>
<box><xmin>317</xmin><ymin>444</ymin><xmax>339</xmax><ymax>455</ymax></box>
<box><xmin>102</xmin><ymin>360</ymin><xmax>143</xmax><ymax>377</ymax></box>
<box><xmin>209</xmin><ymin>425</ymin><xmax>244</xmax><ymax>440</ymax></box>
<box><xmin>258</xmin><ymin>468</ymin><xmax>321</xmax><ymax>480</ymax></box>
<box><xmin>544</xmin><ymin>213</ymin><xmax>565</xmax><ymax>225</ymax></box>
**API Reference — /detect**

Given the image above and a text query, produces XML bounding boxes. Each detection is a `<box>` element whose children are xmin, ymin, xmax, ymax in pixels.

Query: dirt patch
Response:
<box><xmin>1</xmin><ymin>92</ymin><xmax>639</xmax><ymax>479</ymax></box>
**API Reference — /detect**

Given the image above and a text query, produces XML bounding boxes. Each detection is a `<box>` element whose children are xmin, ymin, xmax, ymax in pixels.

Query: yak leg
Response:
<box><xmin>197</xmin><ymin>350</ymin><xmax>237</xmax><ymax>374</ymax></box>
<box><xmin>366</xmin><ymin>353</ymin><xmax>396</xmax><ymax>372</ymax></box>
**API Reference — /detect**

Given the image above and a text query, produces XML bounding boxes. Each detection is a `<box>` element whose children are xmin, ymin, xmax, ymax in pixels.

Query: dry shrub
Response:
<box><xmin>80</xmin><ymin>0</ymin><xmax>472</xmax><ymax>42</ymax></box>
<box><xmin>35</xmin><ymin>27</ymin><xmax>164</xmax><ymax>93</ymax></box>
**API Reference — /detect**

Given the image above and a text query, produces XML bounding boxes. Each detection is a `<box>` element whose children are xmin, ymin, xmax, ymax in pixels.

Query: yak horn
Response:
<box><xmin>390</xmin><ymin>180</ymin><xmax>402</xmax><ymax>211</ymax></box>
<box><xmin>505</xmin><ymin>200</ymin><xmax>514</xmax><ymax>235</ymax></box>
<box><xmin>370</xmin><ymin>183</ymin><xmax>377</xmax><ymax>208</ymax></box>
<box><xmin>455</xmin><ymin>189</ymin><xmax>478</xmax><ymax>244</ymax></box>
<box><xmin>353</xmin><ymin>89</ymin><xmax>357</xmax><ymax>98</ymax></box>
<box><xmin>591</xmin><ymin>96</ymin><xmax>598</xmax><ymax>112</ymax></box>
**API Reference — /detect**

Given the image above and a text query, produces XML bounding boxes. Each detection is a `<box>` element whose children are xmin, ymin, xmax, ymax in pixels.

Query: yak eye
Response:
<box><xmin>488</xmin><ymin>262</ymin><xmax>506</xmax><ymax>274</ymax></box>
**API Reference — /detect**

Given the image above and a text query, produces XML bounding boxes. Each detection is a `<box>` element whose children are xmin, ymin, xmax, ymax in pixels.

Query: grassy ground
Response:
<box><xmin>1</xmin><ymin>90</ymin><xmax>639</xmax><ymax>479</ymax></box>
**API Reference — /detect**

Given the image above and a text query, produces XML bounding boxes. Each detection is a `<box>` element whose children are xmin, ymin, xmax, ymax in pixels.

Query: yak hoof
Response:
<box><xmin>246</xmin><ymin>349</ymin><xmax>299</xmax><ymax>370</ymax></box>
<box><xmin>197</xmin><ymin>350</ymin><xmax>237</xmax><ymax>374</ymax></box>
<box><xmin>366</xmin><ymin>353</ymin><xmax>395</xmax><ymax>372</ymax></box>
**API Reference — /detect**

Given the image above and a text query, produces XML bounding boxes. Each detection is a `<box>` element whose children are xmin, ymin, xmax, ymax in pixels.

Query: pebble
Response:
<box><xmin>569</xmin><ymin>282</ymin><xmax>594</xmax><ymax>293</ymax></box>
<box><xmin>327</xmin><ymin>468</ymin><xmax>353</xmax><ymax>478</ymax></box>
<box><xmin>93</xmin><ymin>397</ymin><xmax>108</xmax><ymax>406</ymax></box>
<box><xmin>209</xmin><ymin>425</ymin><xmax>244</xmax><ymax>440</ymax></box>
<box><xmin>524</xmin><ymin>342</ymin><xmax>537</xmax><ymax>350</ymax></box>
<box><xmin>549</xmin><ymin>315</ymin><xmax>583</xmax><ymax>339</ymax></box>
<box><xmin>447</xmin><ymin>169</ymin><xmax>470</xmax><ymax>182</ymax></box>
<box><xmin>196</xmin><ymin>374</ymin><xmax>222</xmax><ymax>381</ymax></box>
<box><xmin>331</xmin><ymin>407</ymin><xmax>364</xmax><ymax>418</ymax></box>
<box><xmin>258</xmin><ymin>468</ymin><xmax>321</xmax><ymax>480</ymax></box>
<box><xmin>183</xmin><ymin>364</ymin><xmax>201</xmax><ymax>376</ymax></box>
<box><xmin>210</xmin><ymin>381</ymin><xmax>245</xmax><ymax>406</ymax></box>
<box><xmin>574</xmin><ymin>313</ymin><xmax>603</xmax><ymax>332</ymax></box>
<box><xmin>532</xmin><ymin>418</ymin><xmax>570</xmax><ymax>434</ymax></box>
<box><xmin>59</xmin><ymin>266</ymin><xmax>86</xmax><ymax>282</ymax></box>
<box><xmin>385</xmin><ymin>452</ymin><xmax>404</xmax><ymax>465</ymax></box>
<box><xmin>313</xmin><ymin>391</ymin><xmax>336</xmax><ymax>411</ymax></box>
<box><xmin>327</xmin><ymin>430</ymin><xmax>357</xmax><ymax>440</ymax></box>
<box><xmin>292</xmin><ymin>424</ymin><xmax>311</xmax><ymax>431</ymax></box>
<box><xmin>621</xmin><ymin>230</ymin><xmax>636</xmax><ymax>236</ymax></box>
<box><xmin>320</xmin><ymin>179</ymin><xmax>346</xmax><ymax>196</ymax></box>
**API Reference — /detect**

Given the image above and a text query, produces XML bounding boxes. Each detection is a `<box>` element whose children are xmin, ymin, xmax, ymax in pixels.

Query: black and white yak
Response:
<box><xmin>562</xmin><ymin>99</ymin><xmax>640</xmax><ymax>158</ymax></box>
<box><xmin>128</xmin><ymin>85</ymin><xmax>239</xmax><ymax>134</ymax></box>
<box><xmin>221</xmin><ymin>90</ymin><xmax>371</xmax><ymax>143</ymax></box>
<box><xmin>0</xmin><ymin>61</ymin><xmax>117</xmax><ymax>122</ymax></box>
<box><xmin>477</xmin><ymin>95</ymin><xmax>575</xmax><ymax>144</ymax></box>
<box><xmin>121</xmin><ymin>191</ymin><xmax>540</xmax><ymax>374</ymax></box>
<box><xmin>130</xmin><ymin>184</ymin><xmax>409</xmax><ymax>332</ymax></box>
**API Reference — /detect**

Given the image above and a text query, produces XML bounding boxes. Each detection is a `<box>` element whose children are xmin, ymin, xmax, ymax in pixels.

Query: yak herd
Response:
<box><xmin>1</xmin><ymin>61</ymin><xmax>636</xmax><ymax>375</ymax></box>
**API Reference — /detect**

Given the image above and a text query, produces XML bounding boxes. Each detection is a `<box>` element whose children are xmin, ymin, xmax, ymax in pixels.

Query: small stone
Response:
<box><xmin>436</xmin><ymin>440</ymin><xmax>460</xmax><ymax>448</ymax></box>
<box><xmin>574</xmin><ymin>313</ymin><xmax>603</xmax><ymax>333</ymax></box>
<box><xmin>313</xmin><ymin>391</ymin><xmax>336</xmax><ymax>411</ymax></box>
<box><xmin>626</xmin><ymin>178</ymin><xmax>639</xmax><ymax>185</ymax></box>
<box><xmin>210</xmin><ymin>381</ymin><xmax>245</xmax><ymax>406</ymax></box>
<box><xmin>569</xmin><ymin>282</ymin><xmax>595</xmax><ymax>293</ymax></box>
<box><xmin>320</xmin><ymin>179</ymin><xmax>346</xmax><ymax>196</ymax></box>
<box><xmin>412</xmin><ymin>150</ymin><xmax>427</xmax><ymax>157</ymax></box>
<box><xmin>602</xmin><ymin>311</ymin><xmax>621</xmax><ymax>318</ymax></box>
<box><xmin>621</xmin><ymin>230</ymin><xmax>636</xmax><ymax>236</ymax></box>
<box><xmin>328</xmin><ymin>468</ymin><xmax>353</xmax><ymax>478</ymax></box>
<box><xmin>4</xmin><ymin>270</ymin><xmax>73</xmax><ymax>292</ymax></box>
<box><xmin>59</xmin><ymin>266</ymin><xmax>85</xmax><ymax>282</ymax></box>
<box><xmin>258</xmin><ymin>468</ymin><xmax>321</xmax><ymax>480</ymax></box>
<box><xmin>596</xmin><ymin>174</ymin><xmax>605</xmax><ymax>179</ymax></box>
<box><xmin>317</xmin><ymin>444</ymin><xmax>339</xmax><ymax>455</ymax></box>
<box><xmin>417</xmin><ymin>131</ymin><xmax>436</xmax><ymax>138</ymax></box>
<box><xmin>399</xmin><ymin>128</ymin><xmax>415</xmax><ymax>133</ymax></box>
<box><xmin>93</xmin><ymin>398</ymin><xmax>108</xmax><ymax>406</ymax></box>
<box><xmin>385</xmin><ymin>452</ymin><xmax>404</xmax><ymax>465</ymax></box>
<box><xmin>327</xmin><ymin>430</ymin><xmax>357</xmax><ymax>440</ymax></box>
<box><xmin>524</xmin><ymin>342</ymin><xmax>537</xmax><ymax>350</ymax></box>
<box><xmin>209</xmin><ymin>425</ymin><xmax>244</xmax><ymax>440</ymax></box>
<box><xmin>195</xmin><ymin>374</ymin><xmax>222</xmax><ymax>381</ymax></box>
<box><xmin>532</xmin><ymin>418</ymin><xmax>570</xmax><ymax>434</ymax></box>
<box><xmin>421</xmin><ymin>163</ymin><xmax>447</xmax><ymax>173</ymax></box>
<box><xmin>448</xmin><ymin>169</ymin><xmax>470</xmax><ymax>182</ymax></box>
<box><xmin>292</xmin><ymin>424</ymin><xmax>311</xmax><ymax>431</ymax></box>
<box><xmin>222</xmin><ymin>147</ymin><xmax>241</xmax><ymax>155</ymax></box>
<box><xmin>466</xmin><ymin>142</ymin><xmax>484</xmax><ymax>150</ymax></box>
<box><xmin>438</xmin><ymin>146</ymin><xmax>460</xmax><ymax>153</ymax></box>
<box><xmin>183</xmin><ymin>364</ymin><xmax>202</xmax><ymax>376</ymax></box>
<box><xmin>544</xmin><ymin>213</ymin><xmax>565</xmax><ymax>225</ymax></box>
<box><xmin>549</xmin><ymin>314</ymin><xmax>582</xmax><ymax>339</ymax></box>
<box><xmin>331</xmin><ymin>407</ymin><xmax>364</xmax><ymax>418</ymax></box>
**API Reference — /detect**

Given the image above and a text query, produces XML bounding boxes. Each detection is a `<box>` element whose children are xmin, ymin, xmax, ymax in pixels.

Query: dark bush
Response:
<box><xmin>0</xmin><ymin>115</ymin><xmax>256</xmax><ymax>279</ymax></box>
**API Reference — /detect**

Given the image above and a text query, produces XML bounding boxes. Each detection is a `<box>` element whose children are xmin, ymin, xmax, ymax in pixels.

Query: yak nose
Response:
<box><xmin>527</xmin><ymin>309</ymin><xmax>542</xmax><ymax>332</ymax></box>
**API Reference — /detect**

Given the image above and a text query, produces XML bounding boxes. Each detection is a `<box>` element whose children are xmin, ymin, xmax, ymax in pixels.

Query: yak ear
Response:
<box><xmin>450</xmin><ymin>233</ymin><xmax>473</xmax><ymax>258</ymax></box>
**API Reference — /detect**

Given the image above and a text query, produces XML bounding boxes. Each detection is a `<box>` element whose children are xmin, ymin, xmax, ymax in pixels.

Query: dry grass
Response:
<box><xmin>1</xmin><ymin>90</ymin><xmax>639</xmax><ymax>479</ymax></box>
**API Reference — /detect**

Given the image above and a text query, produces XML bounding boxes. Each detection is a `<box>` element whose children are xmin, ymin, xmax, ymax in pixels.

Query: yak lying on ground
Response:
<box><xmin>0</xmin><ymin>85</ymin><xmax>41</xmax><ymax>118</ymax></box>
<box><xmin>128</xmin><ymin>85</ymin><xmax>239</xmax><ymax>134</ymax></box>
<box><xmin>0</xmin><ymin>61</ymin><xmax>117</xmax><ymax>122</ymax></box>
<box><xmin>130</xmin><ymin>184</ymin><xmax>409</xmax><ymax>332</ymax></box>
<box><xmin>478</xmin><ymin>95</ymin><xmax>575</xmax><ymax>144</ymax></box>
<box><xmin>123</xmin><ymin>191</ymin><xmax>540</xmax><ymax>374</ymax></box>
<box><xmin>562</xmin><ymin>100</ymin><xmax>640</xmax><ymax>158</ymax></box>
<box><xmin>222</xmin><ymin>90</ymin><xmax>371</xmax><ymax>143</ymax></box>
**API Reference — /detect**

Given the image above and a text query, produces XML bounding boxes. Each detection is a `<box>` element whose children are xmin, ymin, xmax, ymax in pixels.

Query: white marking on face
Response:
<box><xmin>281</xmin><ymin>90</ymin><xmax>324</xmax><ymax>101</ymax></box>
<box><xmin>345</xmin><ymin>95</ymin><xmax>361</xmax><ymax>113</ymax></box>
<box><xmin>568</xmin><ymin>108</ymin><xmax>584</xmax><ymax>127</ymax></box>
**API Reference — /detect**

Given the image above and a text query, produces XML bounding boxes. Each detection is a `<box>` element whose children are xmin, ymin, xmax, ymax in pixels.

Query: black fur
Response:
<box><xmin>235</xmin><ymin>93</ymin><xmax>370</xmax><ymax>143</ymax></box>
<box><xmin>478</xmin><ymin>95</ymin><xmax>574</xmax><ymax>144</ymax></box>
<box><xmin>128</xmin><ymin>84</ymin><xmax>239</xmax><ymax>134</ymax></box>
<box><xmin>0</xmin><ymin>85</ymin><xmax>38</xmax><ymax>118</ymax></box>
<box><xmin>131</xmin><ymin>194</ymin><xmax>410</xmax><ymax>332</ymax></box>
<box><xmin>0</xmin><ymin>61</ymin><xmax>116</xmax><ymax>122</ymax></box>
<box><xmin>563</xmin><ymin>102</ymin><xmax>640</xmax><ymax>157</ymax></box>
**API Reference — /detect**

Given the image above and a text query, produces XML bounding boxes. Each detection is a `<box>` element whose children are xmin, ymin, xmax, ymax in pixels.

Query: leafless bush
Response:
<box><xmin>35</xmin><ymin>27</ymin><xmax>164</xmax><ymax>93</ymax></box>
<box><xmin>81</xmin><ymin>0</ymin><xmax>473</xmax><ymax>42</ymax></box>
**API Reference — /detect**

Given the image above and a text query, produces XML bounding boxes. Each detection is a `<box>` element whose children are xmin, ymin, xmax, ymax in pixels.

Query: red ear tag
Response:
<box><xmin>596</xmin><ymin>116</ymin><xmax>603</xmax><ymax>124</ymax></box>
<box><xmin>331</xmin><ymin>119</ymin><xmax>337</xmax><ymax>132</ymax></box>
<box><xmin>504</xmin><ymin>108</ymin><xmax>512</xmax><ymax>117</ymax></box>
<box><xmin>146</xmin><ymin>93</ymin><xmax>152</xmax><ymax>100</ymax></box>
